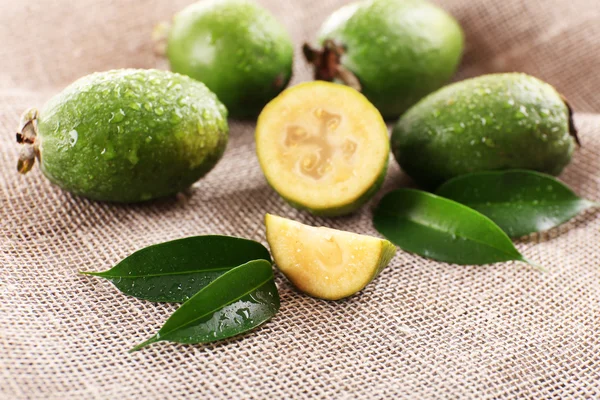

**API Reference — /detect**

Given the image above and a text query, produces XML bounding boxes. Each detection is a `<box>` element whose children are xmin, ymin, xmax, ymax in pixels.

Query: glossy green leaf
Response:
<box><xmin>373</xmin><ymin>189</ymin><xmax>539</xmax><ymax>267</ymax></box>
<box><xmin>436</xmin><ymin>170</ymin><xmax>598</xmax><ymax>238</ymax></box>
<box><xmin>82</xmin><ymin>236</ymin><xmax>271</xmax><ymax>302</ymax></box>
<box><xmin>131</xmin><ymin>259</ymin><xmax>279</xmax><ymax>351</ymax></box>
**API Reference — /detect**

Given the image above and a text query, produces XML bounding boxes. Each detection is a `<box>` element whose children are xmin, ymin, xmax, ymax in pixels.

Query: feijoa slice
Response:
<box><xmin>266</xmin><ymin>214</ymin><xmax>396</xmax><ymax>300</ymax></box>
<box><xmin>256</xmin><ymin>81</ymin><xmax>389</xmax><ymax>216</ymax></box>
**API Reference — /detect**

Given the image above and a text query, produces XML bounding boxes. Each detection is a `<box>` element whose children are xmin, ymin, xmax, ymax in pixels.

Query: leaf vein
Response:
<box><xmin>100</xmin><ymin>266</ymin><xmax>234</xmax><ymax>279</ymax></box>
<box><xmin>379</xmin><ymin>211</ymin><xmax>519</xmax><ymax>259</ymax></box>
<box><xmin>160</xmin><ymin>277</ymin><xmax>273</xmax><ymax>339</ymax></box>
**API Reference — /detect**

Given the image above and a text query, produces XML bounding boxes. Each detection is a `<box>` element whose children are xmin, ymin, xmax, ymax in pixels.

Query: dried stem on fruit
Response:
<box><xmin>303</xmin><ymin>40</ymin><xmax>362</xmax><ymax>92</ymax></box>
<box><xmin>16</xmin><ymin>108</ymin><xmax>40</xmax><ymax>174</ymax></box>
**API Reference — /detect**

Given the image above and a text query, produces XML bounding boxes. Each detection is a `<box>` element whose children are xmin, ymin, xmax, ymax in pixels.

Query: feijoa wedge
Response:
<box><xmin>266</xmin><ymin>214</ymin><xmax>396</xmax><ymax>300</ymax></box>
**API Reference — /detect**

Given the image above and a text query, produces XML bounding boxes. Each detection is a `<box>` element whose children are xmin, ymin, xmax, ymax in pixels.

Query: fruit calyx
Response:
<box><xmin>303</xmin><ymin>40</ymin><xmax>362</xmax><ymax>92</ymax></box>
<box><xmin>560</xmin><ymin>95</ymin><xmax>580</xmax><ymax>147</ymax></box>
<box><xmin>16</xmin><ymin>108</ymin><xmax>40</xmax><ymax>174</ymax></box>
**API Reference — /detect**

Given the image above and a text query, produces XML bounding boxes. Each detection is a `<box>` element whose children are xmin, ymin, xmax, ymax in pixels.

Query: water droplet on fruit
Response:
<box><xmin>109</xmin><ymin>109</ymin><xmax>126</xmax><ymax>123</ymax></box>
<box><xmin>170</xmin><ymin>111</ymin><xmax>183</xmax><ymax>124</ymax></box>
<box><xmin>68</xmin><ymin>130</ymin><xmax>78</xmax><ymax>146</ymax></box>
<box><xmin>128</xmin><ymin>148</ymin><xmax>139</xmax><ymax>165</ymax></box>
<box><xmin>101</xmin><ymin>145</ymin><xmax>116</xmax><ymax>159</ymax></box>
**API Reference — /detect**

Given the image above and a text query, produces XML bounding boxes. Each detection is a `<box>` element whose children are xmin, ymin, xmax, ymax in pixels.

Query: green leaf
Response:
<box><xmin>82</xmin><ymin>236</ymin><xmax>271</xmax><ymax>302</ymax></box>
<box><xmin>436</xmin><ymin>170</ymin><xmax>598</xmax><ymax>238</ymax></box>
<box><xmin>373</xmin><ymin>189</ymin><xmax>539</xmax><ymax>267</ymax></box>
<box><xmin>131</xmin><ymin>259</ymin><xmax>279</xmax><ymax>351</ymax></box>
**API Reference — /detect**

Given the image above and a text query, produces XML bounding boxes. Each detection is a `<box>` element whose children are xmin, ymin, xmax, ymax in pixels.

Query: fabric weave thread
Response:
<box><xmin>1</xmin><ymin>0</ymin><xmax>599</xmax><ymax>398</ymax></box>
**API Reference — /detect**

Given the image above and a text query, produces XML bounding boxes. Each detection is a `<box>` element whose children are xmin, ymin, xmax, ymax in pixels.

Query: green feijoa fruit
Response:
<box><xmin>391</xmin><ymin>73</ymin><xmax>579</xmax><ymax>189</ymax></box>
<box><xmin>16</xmin><ymin>69</ymin><xmax>228</xmax><ymax>203</ymax></box>
<box><xmin>304</xmin><ymin>0</ymin><xmax>464</xmax><ymax>119</ymax></box>
<box><xmin>166</xmin><ymin>0</ymin><xmax>294</xmax><ymax>118</ymax></box>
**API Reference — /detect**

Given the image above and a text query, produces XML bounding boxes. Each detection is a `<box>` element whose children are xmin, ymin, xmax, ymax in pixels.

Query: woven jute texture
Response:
<box><xmin>2</xmin><ymin>0</ymin><xmax>600</xmax><ymax>398</ymax></box>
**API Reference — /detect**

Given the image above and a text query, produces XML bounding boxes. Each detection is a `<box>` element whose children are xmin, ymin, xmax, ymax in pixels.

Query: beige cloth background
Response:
<box><xmin>1</xmin><ymin>0</ymin><xmax>599</xmax><ymax>398</ymax></box>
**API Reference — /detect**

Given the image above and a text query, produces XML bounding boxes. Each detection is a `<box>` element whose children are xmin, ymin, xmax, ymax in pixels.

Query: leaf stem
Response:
<box><xmin>522</xmin><ymin>258</ymin><xmax>547</xmax><ymax>273</ymax></box>
<box><xmin>79</xmin><ymin>271</ymin><xmax>103</xmax><ymax>276</ymax></box>
<box><xmin>129</xmin><ymin>335</ymin><xmax>159</xmax><ymax>353</ymax></box>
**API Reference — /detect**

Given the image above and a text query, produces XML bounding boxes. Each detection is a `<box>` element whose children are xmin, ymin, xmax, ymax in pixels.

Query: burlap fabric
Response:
<box><xmin>1</xmin><ymin>0</ymin><xmax>599</xmax><ymax>398</ymax></box>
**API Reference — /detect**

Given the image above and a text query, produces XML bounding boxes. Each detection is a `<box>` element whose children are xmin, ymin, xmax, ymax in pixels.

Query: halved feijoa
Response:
<box><xmin>265</xmin><ymin>214</ymin><xmax>396</xmax><ymax>300</ymax></box>
<box><xmin>256</xmin><ymin>81</ymin><xmax>389</xmax><ymax>216</ymax></box>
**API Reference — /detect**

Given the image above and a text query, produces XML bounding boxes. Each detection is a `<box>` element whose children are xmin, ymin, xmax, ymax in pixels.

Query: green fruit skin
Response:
<box><xmin>391</xmin><ymin>73</ymin><xmax>576</xmax><ymax>189</ymax></box>
<box><xmin>167</xmin><ymin>0</ymin><xmax>294</xmax><ymax>118</ymax></box>
<box><xmin>370</xmin><ymin>239</ymin><xmax>397</xmax><ymax>286</ymax></box>
<box><xmin>37</xmin><ymin>69</ymin><xmax>228</xmax><ymax>203</ymax></box>
<box><xmin>317</xmin><ymin>0</ymin><xmax>464</xmax><ymax>119</ymax></box>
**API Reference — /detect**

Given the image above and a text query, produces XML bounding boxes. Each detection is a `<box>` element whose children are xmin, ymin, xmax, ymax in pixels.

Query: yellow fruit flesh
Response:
<box><xmin>256</xmin><ymin>82</ymin><xmax>389</xmax><ymax>213</ymax></box>
<box><xmin>266</xmin><ymin>214</ymin><xmax>395</xmax><ymax>300</ymax></box>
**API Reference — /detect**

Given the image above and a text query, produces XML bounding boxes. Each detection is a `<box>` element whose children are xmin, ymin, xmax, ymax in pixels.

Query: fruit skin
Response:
<box><xmin>32</xmin><ymin>69</ymin><xmax>228</xmax><ymax>203</ymax></box>
<box><xmin>255</xmin><ymin>81</ymin><xmax>389</xmax><ymax>217</ymax></box>
<box><xmin>167</xmin><ymin>0</ymin><xmax>294</xmax><ymax>118</ymax></box>
<box><xmin>265</xmin><ymin>214</ymin><xmax>397</xmax><ymax>300</ymax></box>
<box><xmin>391</xmin><ymin>73</ymin><xmax>578</xmax><ymax>189</ymax></box>
<box><xmin>311</xmin><ymin>0</ymin><xmax>463</xmax><ymax>119</ymax></box>
<box><xmin>282</xmin><ymin>166</ymin><xmax>388</xmax><ymax>217</ymax></box>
